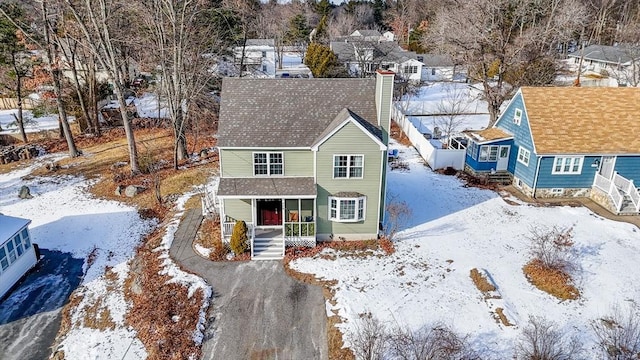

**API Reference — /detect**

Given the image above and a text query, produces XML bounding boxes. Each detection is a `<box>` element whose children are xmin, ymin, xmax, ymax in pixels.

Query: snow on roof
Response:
<box><xmin>0</xmin><ymin>214</ymin><xmax>31</xmax><ymax>242</ymax></box>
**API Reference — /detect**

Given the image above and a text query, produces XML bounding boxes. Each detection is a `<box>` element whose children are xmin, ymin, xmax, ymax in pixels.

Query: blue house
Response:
<box><xmin>464</xmin><ymin>87</ymin><xmax>640</xmax><ymax>215</ymax></box>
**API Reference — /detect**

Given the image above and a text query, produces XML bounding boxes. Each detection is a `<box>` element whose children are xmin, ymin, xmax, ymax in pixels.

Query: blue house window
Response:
<box><xmin>479</xmin><ymin>145</ymin><xmax>498</xmax><ymax>162</ymax></box>
<box><xmin>552</xmin><ymin>157</ymin><xmax>583</xmax><ymax>175</ymax></box>
<box><xmin>514</xmin><ymin>108</ymin><xmax>522</xmax><ymax>125</ymax></box>
<box><xmin>517</xmin><ymin>147</ymin><xmax>530</xmax><ymax>166</ymax></box>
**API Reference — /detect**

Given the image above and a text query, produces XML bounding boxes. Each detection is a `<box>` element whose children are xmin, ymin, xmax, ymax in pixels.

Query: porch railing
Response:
<box><xmin>613</xmin><ymin>173</ymin><xmax>640</xmax><ymax>211</ymax></box>
<box><xmin>222</xmin><ymin>221</ymin><xmax>254</xmax><ymax>240</ymax></box>
<box><xmin>593</xmin><ymin>172</ymin><xmax>640</xmax><ymax>213</ymax></box>
<box><xmin>284</xmin><ymin>221</ymin><xmax>315</xmax><ymax>238</ymax></box>
<box><xmin>593</xmin><ymin>173</ymin><xmax>611</xmax><ymax>192</ymax></box>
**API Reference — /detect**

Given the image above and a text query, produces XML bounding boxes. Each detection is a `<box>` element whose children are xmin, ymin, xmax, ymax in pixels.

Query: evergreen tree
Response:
<box><xmin>284</xmin><ymin>14</ymin><xmax>310</xmax><ymax>45</ymax></box>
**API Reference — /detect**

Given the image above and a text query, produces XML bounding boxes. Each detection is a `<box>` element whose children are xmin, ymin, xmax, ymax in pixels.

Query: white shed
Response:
<box><xmin>0</xmin><ymin>214</ymin><xmax>39</xmax><ymax>299</ymax></box>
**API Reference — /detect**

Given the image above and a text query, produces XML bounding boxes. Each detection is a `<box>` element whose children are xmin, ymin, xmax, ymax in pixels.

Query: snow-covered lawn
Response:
<box><xmin>291</xmin><ymin>142</ymin><xmax>640</xmax><ymax>358</ymax></box>
<box><xmin>0</xmin><ymin>109</ymin><xmax>67</xmax><ymax>135</ymax></box>
<box><xmin>0</xmin><ymin>156</ymin><xmax>210</xmax><ymax>358</ymax></box>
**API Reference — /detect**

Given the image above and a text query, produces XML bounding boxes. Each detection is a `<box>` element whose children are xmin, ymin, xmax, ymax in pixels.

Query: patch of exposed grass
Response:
<box><xmin>495</xmin><ymin>307</ymin><xmax>513</xmax><ymax>327</ymax></box>
<box><xmin>523</xmin><ymin>259</ymin><xmax>580</xmax><ymax>301</ymax></box>
<box><xmin>470</xmin><ymin>268</ymin><xmax>496</xmax><ymax>293</ymax></box>
<box><xmin>390</xmin><ymin>120</ymin><xmax>412</xmax><ymax>147</ymax></box>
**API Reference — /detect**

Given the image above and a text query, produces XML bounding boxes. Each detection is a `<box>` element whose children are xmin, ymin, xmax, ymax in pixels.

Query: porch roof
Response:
<box><xmin>464</xmin><ymin>128</ymin><xmax>513</xmax><ymax>144</ymax></box>
<box><xmin>217</xmin><ymin>177</ymin><xmax>316</xmax><ymax>198</ymax></box>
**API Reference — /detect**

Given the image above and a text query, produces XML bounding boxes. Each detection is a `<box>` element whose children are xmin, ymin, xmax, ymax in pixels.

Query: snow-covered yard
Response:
<box><xmin>0</xmin><ymin>109</ymin><xmax>67</xmax><ymax>135</ymax></box>
<box><xmin>0</xmin><ymin>155</ymin><xmax>210</xmax><ymax>359</ymax></box>
<box><xmin>291</xmin><ymin>142</ymin><xmax>640</xmax><ymax>358</ymax></box>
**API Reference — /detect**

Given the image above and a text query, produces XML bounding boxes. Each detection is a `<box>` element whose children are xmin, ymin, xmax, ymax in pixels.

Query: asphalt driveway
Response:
<box><xmin>171</xmin><ymin>209</ymin><xmax>328</xmax><ymax>360</ymax></box>
<box><xmin>0</xmin><ymin>249</ymin><xmax>84</xmax><ymax>360</ymax></box>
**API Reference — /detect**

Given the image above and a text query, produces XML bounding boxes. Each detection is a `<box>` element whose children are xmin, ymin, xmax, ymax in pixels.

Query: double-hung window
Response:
<box><xmin>333</xmin><ymin>155</ymin><xmax>364</xmax><ymax>179</ymax></box>
<box><xmin>0</xmin><ymin>247</ymin><xmax>8</xmax><ymax>271</ymax></box>
<box><xmin>514</xmin><ymin>108</ymin><xmax>522</xmax><ymax>125</ymax></box>
<box><xmin>479</xmin><ymin>145</ymin><xmax>499</xmax><ymax>162</ymax></box>
<box><xmin>552</xmin><ymin>157</ymin><xmax>583</xmax><ymax>174</ymax></box>
<box><xmin>253</xmin><ymin>152</ymin><xmax>283</xmax><ymax>176</ymax></box>
<box><xmin>329</xmin><ymin>195</ymin><xmax>366</xmax><ymax>222</ymax></box>
<box><xmin>517</xmin><ymin>147</ymin><xmax>531</xmax><ymax>166</ymax></box>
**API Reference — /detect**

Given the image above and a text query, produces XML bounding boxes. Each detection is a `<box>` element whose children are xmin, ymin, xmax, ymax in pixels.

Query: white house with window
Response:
<box><xmin>215</xmin><ymin>71</ymin><xmax>394</xmax><ymax>259</ymax></box>
<box><xmin>464</xmin><ymin>86</ymin><xmax>640</xmax><ymax>215</ymax></box>
<box><xmin>1</xmin><ymin>214</ymin><xmax>39</xmax><ymax>299</ymax></box>
<box><xmin>233</xmin><ymin>39</ymin><xmax>277</xmax><ymax>77</ymax></box>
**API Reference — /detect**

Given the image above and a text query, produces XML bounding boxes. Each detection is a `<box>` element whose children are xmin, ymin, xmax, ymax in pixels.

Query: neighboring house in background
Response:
<box><xmin>216</xmin><ymin>70</ymin><xmax>395</xmax><ymax>260</ymax></box>
<box><xmin>382</xmin><ymin>31</ymin><xmax>395</xmax><ymax>42</ymax></box>
<box><xmin>463</xmin><ymin>87</ymin><xmax>640</xmax><ymax>215</ymax></box>
<box><xmin>234</xmin><ymin>39</ymin><xmax>277</xmax><ymax>77</ymax></box>
<box><xmin>0</xmin><ymin>214</ymin><xmax>39</xmax><ymax>299</ymax></box>
<box><xmin>331</xmin><ymin>40</ymin><xmax>424</xmax><ymax>81</ymax></box>
<box><xmin>349</xmin><ymin>30</ymin><xmax>385</xmax><ymax>42</ymax></box>
<box><xmin>568</xmin><ymin>44</ymin><xmax>640</xmax><ymax>86</ymax></box>
<box><xmin>418</xmin><ymin>54</ymin><xmax>459</xmax><ymax>82</ymax></box>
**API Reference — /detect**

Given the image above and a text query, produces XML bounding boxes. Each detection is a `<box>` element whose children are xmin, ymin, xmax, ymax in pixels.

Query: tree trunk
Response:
<box><xmin>88</xmin><ymin>53</ymin><xmax>101</xmax><ymax>136</ymax></box>
<box><xmin>173</xmin><ymin>106</ymin><xmax>188</xmax><ymax>169</ymax></box>
<box><xmin>12</xmin><ymin>52</ymin><xmax>27</xmax><ymax>143</ymax></box>
<box><xmin>70</xmin><ymin>45</ymin><xmax>91</xmax><ymax>134</ymax></box>
<box><xmin>113</xmin><ymin>84</ymin><xmax>139</xmax><ymax>174</ymax></box>
<box><xmin>42</xmin><ymin>0</ymin><xmax>79</xmax><ymax>157</ymax></box>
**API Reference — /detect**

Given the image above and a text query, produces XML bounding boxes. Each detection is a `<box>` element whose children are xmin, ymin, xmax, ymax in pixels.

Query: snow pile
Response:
<box><xmin>156</xmin><ymin>191</ymin><xmax>212</xmax><ymax>345</ymax></box>
<box><xmin>132</xmin><ymin>92</ymin><xmax>169</xmax><ymax>119</ymax></box>
<box><xmin>291</xmin><ymin>141</ymin><xmax>640</xmax><ymax>358</ymax></box>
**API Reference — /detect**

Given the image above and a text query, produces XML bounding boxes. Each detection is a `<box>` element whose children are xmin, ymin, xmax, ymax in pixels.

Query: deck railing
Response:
<box><xmin>593</xmin><ymin>172</ymin><xmax>640</xmax><ymax>213</ymax></box>
<box><xmin>609</xmin><ymin>180</ymin><xmax>624</xmax><ymax>212</ymax></box>
<box><xmin>222</xmin><ymin>221</ymin><xmax>254</xmax><ymax>240</ymax></box>
<box><xmin>593</xmin><ymin>173</ymin><xmax>611</xmax><ymax>192</ymax></box>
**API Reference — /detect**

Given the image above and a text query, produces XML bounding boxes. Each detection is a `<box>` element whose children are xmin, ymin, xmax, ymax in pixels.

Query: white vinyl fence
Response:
<box><xmin>392</xmin><ymin>104</ymin><xmax>466</xmax><ymax>170</ymax></box>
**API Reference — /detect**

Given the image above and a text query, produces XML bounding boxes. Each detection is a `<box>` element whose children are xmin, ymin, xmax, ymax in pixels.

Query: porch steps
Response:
<box><xmin>252</xmin><ymin>237</ymin><xmax>284</xmax><ymax>260</ymax></box>
<box><xmin>619</xmin><ymin>194</ymin><xmax>638</xmax><ymax>215</ymax></box>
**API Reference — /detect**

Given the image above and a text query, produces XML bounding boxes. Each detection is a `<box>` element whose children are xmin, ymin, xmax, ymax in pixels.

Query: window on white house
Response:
<box><xmin>333</xmin><ymin>155</ymin><xmax>364</xmax><ymax>179</ymax></box>
<box><xmin>517</xmin><ymin>147</ymin><xmax>531</xmax><ymax>166</ymax></box>
<box><xmin>0</xmin><ymin>247</ymin><xmax>8</xmax><ymax>271</ymax></box>
<box><xmin>253</xmin><ymin>152</ymin><xmax>283</xmax><ymax>176</ymax></box>
<box><xmin>403</xmin><ymin>65</ymin><xmax>418</xmax><ymax>74</ymax></box>
<box><xmin>329</xmin><ymin>196</ymin><xmax>366</xmax><ymax>222</ymax></box>
<box><xmin>261</xmin><ymin>51</ymin><xmax>266</xmax><ymax>57</ymax></box>
<box><xmin>6</xmin><ymin>241</ymin><xmax>16</xmax><ymax>263</ymax></box>
<box><xmin>479</xmin><ymin>145</ymin><xmax>499</xmax><ymax>162</ymax></box>
<box><xmin>431</xmin><ymin>68</ymin><xmax>436</xmax><ymax>75</ymax></box>
<box><xmin>552</xmin><ymin>157</ymin><xmax>583</xmax><ymax>174</ymax></box>
<box><xmin>14</xmin><ymin>235</ymin><xmax>23</xmax><ymax>256</ymax></box>
<box><xmin>262</xmin><ymin>65</ymin><xmax>267</xmax><ymax>72</ymax></box>
<box><xmin>21</xmin><ymin>229</ymin><xmax>31</xmax><ymax>249</ymax></box>
<box><xmin>514</xmin><ymin>108</ymin><xmax>522</xmax><ymax>125</ymax></box>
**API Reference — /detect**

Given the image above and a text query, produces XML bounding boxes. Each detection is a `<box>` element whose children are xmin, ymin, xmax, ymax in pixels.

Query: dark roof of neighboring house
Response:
<box><xmin>218</xmin><ymin>78</ymin><xmax>379</xmax><ymax>148</ymax></box>
<box><xmin>352</xmin><ymin>30</ymin><xmax>382</xmax><ymax>37</ymax></box>
<box><xmin>568</xmin><ymin>44</ymin><xmax>638</xmax><ymax>64</ymax></box>
<box><xmin>217</xmin><ymin>177</ymin><xmax>317</xmax><ymax>197</ymax></box>
<box><xmin>519</xmin><ymin>87</ymin><xmax>640</xmax><ymax>154</ymax></box>
<box><xmin>330</xmin><ymin>41</ymin><xmax>419</xmax><ymax>64</ymax></box>
<box><xmin>419</xmin><ymin>54</ymin><xmax>455</xmax><ymax>67</ymax></box>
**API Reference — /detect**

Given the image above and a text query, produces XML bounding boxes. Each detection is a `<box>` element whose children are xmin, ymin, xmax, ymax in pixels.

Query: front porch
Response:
<box><xmin>220</xmin><ymin>198</ymin><xmax>317</xmax><ymax>260</ymax></box>
<box><xmin>592</xmin><ymin>171</ymin><xmax>640</xmax><ymax>215</ymax></box>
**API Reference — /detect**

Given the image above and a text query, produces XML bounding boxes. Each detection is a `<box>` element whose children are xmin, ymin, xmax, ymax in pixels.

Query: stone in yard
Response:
<box><xmin>115</xmin><ymin>185</ymin><xmax>126</xmax><ymax>196</ymax></box>
<box><xmin>125</xmin><ymin>185</ymin><xmax>146</xmax><ymax>198</ymax></box>
<box><xmin>199</xmin><ymin>149</ymin><xmax>209</xmax><ymax>158</ymax></box>
<box><xmin>19</xmin><ymin>185</ymin><xmax>33</xmax><ymax>199</ymax></box>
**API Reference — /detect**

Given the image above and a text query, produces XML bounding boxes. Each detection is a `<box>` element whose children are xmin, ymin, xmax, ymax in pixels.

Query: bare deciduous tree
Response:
<box><xmin>516</xmin><ymin>316</ymin><xmax>583</xmax><ymax>360</ymax></box>
<box><xmin>383</xmin><ymin>194</ymin><xmax>412</xmax><ymax>241</ymax></box>
<box><xmin>352</xmin><ymin>313</ymin><xmax>389</xmax><ymax>360</ymax></box>
<box><xmin>527</xmin><ymin>225</ymin><xmax>575</xmax><ymax>272</ymax></box>
<box><xmin>433</xmin><ymin>84</ymin><xmax>471</xmax><ymax>144</ymax></box>
<box><xmin>591</xmin><ymin>304</ymin><xmax>640</xmax><ymax>360</ymax></box>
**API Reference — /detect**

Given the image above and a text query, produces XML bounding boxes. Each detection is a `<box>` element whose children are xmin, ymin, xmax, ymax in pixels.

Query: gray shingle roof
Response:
<box><xmin>568</xmin><ymin>44</ymin><xmax>638</xmax><ymax>64</ymax></box>
<box><xmin>218</xmin><ymin>78</ymin><xmax>379</xmax><ymax>147</ymax></box>
<box><xmin>419</xmin><ymin>54</ymin><xmax>454</xmax><ymax>67</ymax></box>
<box><xmin>330</xmin><ymin>41</ymin><xmax>418</xmax><ymax>63</ymax></box>
<box><xmin>217</xmin><ymin>177</ymin><xmax>317</xmax><ymax>197</ymax></box>
<box><xmin>312</xmin><ymin>108</ymin><xmax>383</xmax><ymax>147</ymax></box>
<box><xmin>245</xmin><ymin>39</ymin><xmax>275</xmax><ymax>47</ymax></box>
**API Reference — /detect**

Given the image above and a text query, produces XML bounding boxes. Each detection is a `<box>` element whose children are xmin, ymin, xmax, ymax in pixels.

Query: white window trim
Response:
<box><xmin>0</xmin><ymin>228</ymin><xmax>31</xmax><ymax>274</ymax></box>
<box><xmin>479</xmin><ymin>145</ymin><xmax>499</xmax><ymax>162</ymax></box>
<box><xmin>332</xmin><ymin>154</ymin><xmax>365</xmax><ymax>179</ymax></box>
<box><xmin>328</xmin><ymin>196</ymin><xmax>366</xmax><ymax>222</ymax></box>
<box><xmin>253</xmin><ymin>152</ymin><xmax>284</xmax><ymax>176</ymax></box>
<box><xmin>517</xmin><ymin>147</ymin><xmax>531</xmax><ymax>166</ymax></box>
<box><xmin>552</xmin><ymin>156</ymin><xmax>584</xmax><ymax>175</ymax></box>
<box><xmin>514</xmin><ymin>108</ymin><xmax>522</xmax><ymax>125</ymax></box>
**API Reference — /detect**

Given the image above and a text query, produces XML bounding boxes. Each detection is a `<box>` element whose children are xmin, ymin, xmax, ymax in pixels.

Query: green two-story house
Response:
<box><xmin>216</xmin><ymin>70</ymin><xmax>395</xmax><ymax>259</ymax></box>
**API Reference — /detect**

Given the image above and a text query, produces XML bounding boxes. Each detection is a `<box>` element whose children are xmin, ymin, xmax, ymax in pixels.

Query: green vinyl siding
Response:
<box><xmin>316</xmin><ymin>121</ymin><xmax>382</xmax><ymax>237</ymax></box>
<box><xmin>223</xmin><ymin>199</ymin><xmax>252</xmax><ymax>222</ymax></box>
<box><xmin>220</xmin><ymin>149</ymin><xmax>313</xmax><ymax>177</ymax></box>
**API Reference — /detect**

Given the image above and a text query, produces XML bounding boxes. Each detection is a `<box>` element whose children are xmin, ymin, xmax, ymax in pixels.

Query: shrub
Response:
<box><xmin>516</xmin><ymin>316</ymin><xmax>582</xmax><ymax>360</ymax></box>
<box><xmin>388</xmin><ymin>322</ymin><xmax>478</xmax><ymax>360</ymax></box>
<box><xmin>230</xmin><ymin>220</ymin><xmax>248</xmax><ymax>255</ymax></box>
<box><xmin>522</xmin><ymin>259</ymin><xmax>580</xmax><ymax>300</ymax></box>
<box><xmin>384</xmin><ymin>195</ymin><xmax>412</xmax><ymax>241</ymax></box>
<box><xmin>527</xmin><ymin>225</ymin><xmax>574</xmax><ymax>272</ymax></box>
<box><xmin>591</xmin><ymin>305</ymin><xmax>640</xmax><ymax>359</ymax></box>
<box><xmin>352</xmin><ymin>313</ymin><xmax>388</xmax><ymax>360</ymax></box>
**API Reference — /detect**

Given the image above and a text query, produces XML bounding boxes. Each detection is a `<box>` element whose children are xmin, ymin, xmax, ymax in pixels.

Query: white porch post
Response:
<box><xmin>219</xmin><ymin>199</ymin><xmax>226</xmax><ymax>242</ymax></box>
<box><xmin>251</xmin><ymin>198</ymin><xmax>256</xmax><ymax>259</ymax></box>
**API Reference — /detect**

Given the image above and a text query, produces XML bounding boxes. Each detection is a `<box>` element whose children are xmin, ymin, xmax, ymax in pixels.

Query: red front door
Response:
<box><xmin>258</xmin><ymin>200</ymin><xmax>282</xmax><ymax>226</ymax></box>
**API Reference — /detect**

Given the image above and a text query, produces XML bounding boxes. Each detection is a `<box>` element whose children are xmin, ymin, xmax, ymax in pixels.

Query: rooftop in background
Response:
<box><xmin>568</xmin><ymin>44</ymin><xmax>639</xmax><ymax>65</ymax></box>
<box><xmin>243</xmin><ymin>39</ymin><xmax>275</xmax><ymax>47</ymax></box>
